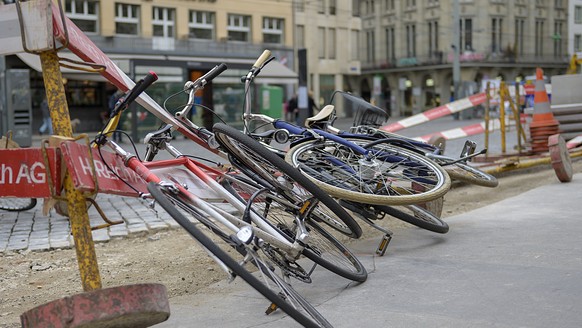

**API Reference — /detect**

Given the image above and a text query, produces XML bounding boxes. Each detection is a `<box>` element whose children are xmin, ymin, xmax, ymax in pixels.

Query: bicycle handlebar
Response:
<box><xmin>253</xmin><ymin>50</ymin><xmax>272</xmax><ymax>69</ymax></box>
<box><xmin>185</xmin><ymin>63</ymin><xmax>228</xmax><ymax>90</ymax></box>
<box><xmin>112</xmin><ymin>71</ymin><xmax>158</xmax><ymax>117</ymax></box>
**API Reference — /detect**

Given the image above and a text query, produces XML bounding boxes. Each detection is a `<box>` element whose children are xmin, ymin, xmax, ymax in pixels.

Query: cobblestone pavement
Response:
<box><xmin>0</xmin><ymin>194</ymin><xmax>179</xmax><ymax>253</ymax></box>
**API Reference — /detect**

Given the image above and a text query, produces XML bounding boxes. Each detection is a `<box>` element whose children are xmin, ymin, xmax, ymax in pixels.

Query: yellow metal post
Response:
<box><xmin>499</xmin><ymin>82</ymin><xmax>507</xmax><ymax>154</ymax></box>
<box><xmin>39</xmin><ymin>50</ymin><xmax>102</xmax><ymax>291</ymax></box>
<box><xmin>484</xmin><ymin>82</ymin><xmax>490</xmax><ymax>157</ymax></box>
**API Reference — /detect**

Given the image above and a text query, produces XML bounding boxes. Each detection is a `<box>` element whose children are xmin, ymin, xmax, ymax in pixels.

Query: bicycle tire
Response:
<box><xmin>365</xmin><ymin>129</ymin><xmax>497</xmax><ymax>188</ymax></box>
<box><xmin>342</xmin><ymin>200</ymin><xmax>449</xmax><ymax>234</ymax></box>
<box><xmin>286</xmin><ymin>137</ymin><xmax>451</xmax><ymax>206</ymax></box>
<box><xmin>147</xmin><ymin>182</ymin><xmax>332</xmax><ymax>328</ymax></box>
<box><xmin>212</xmin><ymin>123</ymin><xmax>362</xmax><ymax>239</ymax></box>
<box><xmin>428</xmin><ymin>154</ymin><xmax>498</xmax><ymax>187</ymax></box>
<box><xmin>0</xmin><ymin>198</ymin><xmax>37</xmax><ymax>212</ymax></box>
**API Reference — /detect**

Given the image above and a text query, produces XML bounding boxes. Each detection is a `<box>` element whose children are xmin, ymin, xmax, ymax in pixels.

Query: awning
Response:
<box><xmin>17</xmin><ymin>51</ymin><xmax>298</xmax><ymax>84</ymax></box>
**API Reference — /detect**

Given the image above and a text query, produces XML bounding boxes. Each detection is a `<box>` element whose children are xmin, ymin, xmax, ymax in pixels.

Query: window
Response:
<box><xmin>115</xmin><ymin>3</ymin><xmax>140</xmax><ymax>36</ymax></box>
<box><xmin>386</xmin><ymin>27</ymin><xmax>395</xmax><ymax>61</ymax></box>
<box><xmin>428</xmin><ymin>21</ymin><xmax>439</xmax><ymax>57</ymax></box>
<box><xmin>575</xmin><ymin>6</ymin><xmax>582</xmax><ymax>24</ymax></box>
<box><xmin>366</xmin><ymin>30</ymin><xmax>375</xmax><ymax>63</ymax></box>
<box><xmin>189</xmin><ymin>11</ymin><xmax>215</xmax><ymax>40</ymax></box>
<box><xmin>553</xmin><ymin>21</ymin><xmax>563</xmax><ymax>57</ymax></box>
<box><xmin>65</xmin><ymin>80</ymin><xmax>103</xmax><ymax>107</ymax></box>
<box><xmin>227</xmin><ymin>14</ymin><xmax>251</xmax><ymax>42</ymax></box>
<box><xmin>318</xmin><ymin>0</ymin><xmax>324</xmax><ymax>14</ymax></box>
<box><xmin>406</xmin><ymin>24</ymin><xmax>416</xmax><ymax>57</ymax></box>
<box><xmin>318</xmin><ymin>27</ymin><xmax>326</xmax><ymax>58</ymax></box>
<box><xmin>296</xmin><ymin>25</ymin><xmax>305</xmax><ymax>48</ymax></box>
<box><xmin>352</xmin><ymin>0</ymin><xmax>360</xmax><ymax>16</ymax></box>
<box><xmin>263</xmin><ymin>17</ymin><xmax>284</xmax><ymax>44</ymax></box>
<box><xmin>575</xmin><ymin>34</ymin><xmax>582</xmax><ymax>52</ymax></box>
<box><xmin>491</xmin><ymin>18</ymin><xmax>502</xmax><ymax>53</ymax></box>
<box><xmin>515</xmin><ymin>19</ymin><xmax>525</xmax><ymax>57</ymax></box>
<box><xmin>329</xmin><ymin>0</ymin><xmax>336</xmax><ymax>15</ymax></box>
<box><xmin>65</xmin><ymin>0</ymin><xmax>98</xmax><ymax>33</ymax></box>
<box><xmin>351</xmin><ymin>30</ymin><xmax>359</xmax><ymax>60</ymax></box>
<box><xmin>328</xmin><ymin>28</ymin><xmax>336</xmax><ymax>59</ymax></box>
<box><xmin>152</xmin><ymin>7</ymin><xmax>174</xmax><ymax>38</ymax></box>
<box><xmin>463</xmin><ymin>18</ymin><xmax>473</xmax><ymax>52</ymax></box>
<box><xmin>296</xmin><ymin>0</ymin><xmax>305</xmax><ymax>12</ymax></box>
<box><xmin>535</xmin><ymin>19</ymin><xmax>544</xmax><ymax>56</ymax></box>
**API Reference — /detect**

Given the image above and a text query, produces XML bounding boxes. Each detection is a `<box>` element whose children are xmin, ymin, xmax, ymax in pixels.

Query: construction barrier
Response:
<box><xmin>415</xmin><ymin>118</ymin><xmax>506</xmax><ymax>143</ymax></box>
<box><xmin>380</xmin><ymin>93</ymin><xmax>488</xmax><ymax>132</ymax></box>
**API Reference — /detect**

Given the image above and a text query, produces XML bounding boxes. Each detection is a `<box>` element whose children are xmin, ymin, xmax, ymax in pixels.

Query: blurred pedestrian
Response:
<box><xmin>286</xmin><ymin>94</ymin><xmax>297</xmax><ymax>122</ymax></box>
<box><xmin>38</xmin><ymin>96</ymin><xmax>53</xmax><ymax>135</ymax></box>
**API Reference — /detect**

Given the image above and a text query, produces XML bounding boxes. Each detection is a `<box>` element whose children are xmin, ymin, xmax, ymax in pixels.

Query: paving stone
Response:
<box><xmin>50</xmin><ymin>239</ymin><xmax>72</xmax><ymax>249</ymax></box>
<box><xmin>147</xmin><ymin>221</ymin><xmax>170</xmax><ymax>230</ymax></box>
<box><xmin>128</xmin><ymin>223</ymin><xmax>149</xmax><ymax>234</ymax></box>
<box><xmin>109</xmin><ymin>224</ymin><xmax>129</xmax><ymax>237</ymax></box>
<box><xmin>28</xmin><ymin>240</ymin><xmax>51</xmax><ymax>251</ymax></box>
<box><xmin>91</xmin><ymin>229</ymin><xmax>110</xmax><ymax>242</ymax></box>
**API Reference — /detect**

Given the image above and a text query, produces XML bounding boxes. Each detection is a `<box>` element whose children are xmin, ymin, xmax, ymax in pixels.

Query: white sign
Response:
<box><xmin>0</xmin><ymin>0</ymin><xmax>53</xmax><ymax>56</ymax></box>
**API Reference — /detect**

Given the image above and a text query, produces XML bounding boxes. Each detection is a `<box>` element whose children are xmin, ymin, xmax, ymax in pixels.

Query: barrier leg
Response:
<box><xmin>39</xmin><ymin>50</ymin><xmax>101</xmax><ymax>291</ymax></box>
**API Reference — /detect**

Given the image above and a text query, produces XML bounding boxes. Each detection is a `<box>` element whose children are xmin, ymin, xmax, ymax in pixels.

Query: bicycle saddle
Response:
<box><xmin>305</xmin><ymin>105</ymin><xmax>335</xmax><ymax>127</ymax></box>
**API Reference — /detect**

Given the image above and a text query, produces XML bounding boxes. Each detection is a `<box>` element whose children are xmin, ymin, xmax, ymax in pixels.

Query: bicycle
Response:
<box><xmin>0</xmin><ymin>198</ymin><xmax>37</xmax><ymax>212</ymax></box>
<box><xmin>319</xmin><ymin>91</ymin><xmax>498</xmax><ymax>188</ymax></box>
<box><xmin>89</xmin><ymin>69</ymin><xmax>366</xmax><ymax>327</ymax></box>
<box><xmin>218</xmin><ymin>51</ymin><xmax>450</xmax><ymax>257</ymax></box>
<box><xmin>238</xmin><ymin>51</ymin><xmax>451</xmax><ymax>209</ymax></box>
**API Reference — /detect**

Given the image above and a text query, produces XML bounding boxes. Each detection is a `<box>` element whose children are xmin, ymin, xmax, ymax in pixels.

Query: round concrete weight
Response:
<box><xmin>427</xmin><ymin>135</ymin><xmax>446</xmax><ymax>153</ymax></box>
<box><xmin>548</xmin><ymin>134</ymin><xmax>573</xmax><ymax>183</ymax></box>
<box><xmin>417</xmin><ymin>196</ymin><xmax>444</xmax><ymax>218</ymax></box>
<box><xmin>20</xmin><ymin>284</ymin><xmax>170</xmax><ymax>328</ymax></box>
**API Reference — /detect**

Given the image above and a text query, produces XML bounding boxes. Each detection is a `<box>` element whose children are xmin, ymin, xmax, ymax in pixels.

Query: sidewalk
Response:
<box><xmin>158</xmin><ymin>173</ymin><xmax>582</xmax><ymax>327</ymax></box>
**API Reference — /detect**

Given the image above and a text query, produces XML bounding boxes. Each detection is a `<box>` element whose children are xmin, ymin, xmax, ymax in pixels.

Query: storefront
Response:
<box><xmin>16</xmin><ymin>52</ymin><xmax>298</xmax><ymax>139</ymax></box>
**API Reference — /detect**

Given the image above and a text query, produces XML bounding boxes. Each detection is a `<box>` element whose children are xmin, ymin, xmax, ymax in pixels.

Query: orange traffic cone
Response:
<box><xmin>529</xmin><ymin>67</ymin><xmax>560</xmax><ymax>153</ymax></box>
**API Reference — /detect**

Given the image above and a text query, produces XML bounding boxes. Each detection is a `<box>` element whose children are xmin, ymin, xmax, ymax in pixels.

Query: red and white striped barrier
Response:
<box><xmin>415</xmin><ymin>119</ymin><xmax>504</xmax><ymax>142</ymax></box>
<box><xmin>381</xmin><ymin>93</ymin><xmax>489</xmax><ymax>132</ymax></box>
<box><xmin>566</xmin><ymin>135</ymin><xmax>582</xmax><ymax>149</ymax></box>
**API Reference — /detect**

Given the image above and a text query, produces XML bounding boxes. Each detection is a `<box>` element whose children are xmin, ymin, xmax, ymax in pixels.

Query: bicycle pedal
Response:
<box><xmin>265</xmin><ymin>303</ymin><xmax>278</xmax><ymax>315</ymax></box>
<box><xmin>376</xmin><ymin>234</ymin><xmax>392</xmax><ymax>256</ymax></box>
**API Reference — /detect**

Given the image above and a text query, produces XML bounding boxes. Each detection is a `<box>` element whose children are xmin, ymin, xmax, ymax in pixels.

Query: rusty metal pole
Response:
<box><xmin>39</xmin><ymin>50</ymin><xmax>102</xmax><ymax>291</ymax></box>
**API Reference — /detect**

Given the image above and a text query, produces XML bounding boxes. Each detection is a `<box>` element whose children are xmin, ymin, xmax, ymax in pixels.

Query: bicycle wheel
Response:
<box><xmin>341</xmin><ymin>200</ymin><xmax>449</xmax><ymax>234</ymax></box>
<box><xmin>219</xmin><ymin>163</ymin><xmax>367</xmax><ymax>282</ymax></box>
<box><xmin>212</xmin><ymin>123</ymin><xmax>362</xmax><ymax>239</ymax></box>
<box><xmin>428</xmin><ymin>154</ymin><xmax>498</xmax><ymax>188</ymax></box>
<box><xmin>147</xmin><ymin>182</ymin><xmax>332</xmax><ymax>328</ymax></box>
<box><xmin>221</xmin><ymin>173</ymin><xmax>367</xmax><ymax>282</ymax></box>
<box><xmin>0</xmin><ymin>198</ymin><xmax>37</xmax><ymax>211</ymax></box>
<box><xmin>286</xmin><ymin>137</ymin><xmax>451</xmax><ymax>206</ymax></box>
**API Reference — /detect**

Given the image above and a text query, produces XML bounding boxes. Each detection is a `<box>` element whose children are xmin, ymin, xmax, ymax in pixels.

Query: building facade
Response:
<box><xmin>294</xmin><ymin>0</ymin><xmax>362</xmax><ymax>117</ymax></box>
<box><xmin>4</xmin><ymin>0</ymin><xmax>298</xmax><ymax>136</ymax></box>
<box><xmin>357</xmin><ymin>0</ymin><xmax>569</xmax><ymax>118</ymax></box>
<box><xmin>570</xmin><ymin>0</ymin><xmax>582</xmax><ymax>55</ymax></box>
